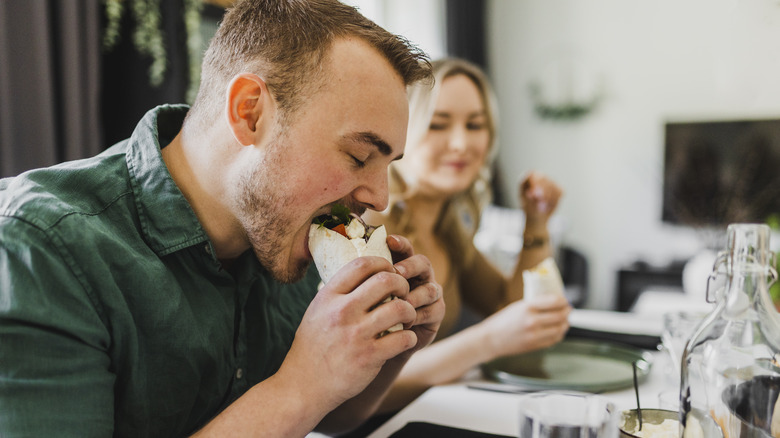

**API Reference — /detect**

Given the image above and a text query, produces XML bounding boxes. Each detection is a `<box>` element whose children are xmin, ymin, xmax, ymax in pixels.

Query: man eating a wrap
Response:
<box><xmin>0</xmin><ymin>1</ymin><xmax>444</xmax><ymax>437</ymax></box>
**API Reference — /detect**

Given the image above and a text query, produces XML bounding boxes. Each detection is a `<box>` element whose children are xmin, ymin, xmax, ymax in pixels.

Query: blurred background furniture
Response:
<box><xmin>615</xmin><ymin>260</ymin><xmax>684</xmax><ymax>312</ymax></box>
<box><xmin>475</xmin><ymin>205</ymin><xmax>588</xmax><ymax>308</ymax></box>
<box><xmin>558</xmin><ymin>245</ymin><xmax>588</xmax><ymax>308</ymax></box>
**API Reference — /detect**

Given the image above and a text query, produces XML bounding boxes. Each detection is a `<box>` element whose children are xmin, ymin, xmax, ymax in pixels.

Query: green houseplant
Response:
<box><xmin>102</xmin><ymin>0</ymin><xmax>204</xmax><ymax>102</ymax></box>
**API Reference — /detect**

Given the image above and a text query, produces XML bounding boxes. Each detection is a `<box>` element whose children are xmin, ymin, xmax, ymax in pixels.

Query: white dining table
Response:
<box><xmin>365</xmin><ymin>348</ymin><xmax>674</xmax><ymax>437</ymax></box>
<box><xmin>305</xmin><ymin>309</ymin><xmax>682</xmax><ymax>438</ymax></box>
<box><xmin>362</xmin><ymin>309</ymin><xmax>679</xmax><ymax>437</ymax></box>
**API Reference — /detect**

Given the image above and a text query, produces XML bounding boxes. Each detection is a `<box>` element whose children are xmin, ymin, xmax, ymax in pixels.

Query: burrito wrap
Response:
<box><xmin>522</xmin><ymin>256</ymin><xmax>565</xmax><ymax>302</ymax></box>
<box><xmin>308</xmin><ymin>223</ymin><xmax>401</xmax><ymax>334</ymax></box>
<box><xmin>309</xmin><ymin>223</ymin><xmax>392</xmax><ymax>283</ymax></box>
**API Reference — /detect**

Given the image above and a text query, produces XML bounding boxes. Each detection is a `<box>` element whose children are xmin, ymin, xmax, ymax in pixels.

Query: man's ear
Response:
<box><xmin>225</xmin><ymin>73</ymin><xmax>275</xmax><ymax>146</ymax></box>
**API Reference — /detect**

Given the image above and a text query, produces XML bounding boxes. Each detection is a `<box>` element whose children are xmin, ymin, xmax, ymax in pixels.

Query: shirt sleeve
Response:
<box><xmin>0</xmin><ymin>219</ymin><xmax>115</xmax><ymax>437</ymax></box>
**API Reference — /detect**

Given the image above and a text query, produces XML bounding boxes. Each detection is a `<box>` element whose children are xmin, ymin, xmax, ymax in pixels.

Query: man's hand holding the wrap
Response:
<box><xmin>387</xmin><ymin>234</ymin><xmax>444</xmax><ymax>357</ymax></box>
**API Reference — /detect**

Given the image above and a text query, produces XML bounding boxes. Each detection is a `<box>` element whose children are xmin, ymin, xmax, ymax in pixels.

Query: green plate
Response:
<box><xmin>481</xmin><ymin>339</ymin><xmax>653</xmax><ymax>392</ymax></box>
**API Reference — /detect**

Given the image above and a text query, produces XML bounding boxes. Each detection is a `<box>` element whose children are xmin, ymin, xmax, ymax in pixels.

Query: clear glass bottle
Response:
<box><xmin>680</xmin><ymin>223</ymin><xmax>780</xmax><ymax>438</ymax></box>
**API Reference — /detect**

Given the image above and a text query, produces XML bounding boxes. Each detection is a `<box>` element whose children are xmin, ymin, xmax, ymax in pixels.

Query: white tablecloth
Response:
<box><xmin>307</xmin><ymin>309</ymin><xmax>681</xmax><ymax>438</ymax></box>
<box><xmin>365</xmin><ymin>349</ymin><xmax>674</xmax><ymax>437</ymax></box>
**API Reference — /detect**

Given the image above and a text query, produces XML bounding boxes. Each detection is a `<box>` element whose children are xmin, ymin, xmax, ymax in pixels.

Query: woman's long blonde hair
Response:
<box><xmin>387</xmin><ymin>58</ymin><xmax>501</xmax><ymax>267</ymax></box>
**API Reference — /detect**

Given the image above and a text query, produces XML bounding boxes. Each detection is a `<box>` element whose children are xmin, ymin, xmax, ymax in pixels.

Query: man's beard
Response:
<box><xmin>234</xmin><ymin>139</ymin><xmax>310</xmax><ymax>283</ymax></box>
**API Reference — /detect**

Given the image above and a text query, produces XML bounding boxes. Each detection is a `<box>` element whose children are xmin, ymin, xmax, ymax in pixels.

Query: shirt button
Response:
<box><xmin>204</xmin><ymin>244</ymin><xmax>212</xmax><ymax>255</ymax></box>
<box><xmin>235</xmin><ymin>368</ymin><xmax>244</xmax><ymax>379</ymax></box>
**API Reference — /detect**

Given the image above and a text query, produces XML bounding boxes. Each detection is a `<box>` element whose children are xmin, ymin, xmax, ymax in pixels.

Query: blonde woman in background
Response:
<box><xmin>364</xmin><ymin>58</ymin><xmax>571</xmax><ymax>413</ymax></box>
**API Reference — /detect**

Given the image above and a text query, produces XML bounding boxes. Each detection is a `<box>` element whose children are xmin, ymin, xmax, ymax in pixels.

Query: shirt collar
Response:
<box><xmin>126</xmin><ymin>105</ymin><xmax>210</xmax><ymax>256</ymax></box>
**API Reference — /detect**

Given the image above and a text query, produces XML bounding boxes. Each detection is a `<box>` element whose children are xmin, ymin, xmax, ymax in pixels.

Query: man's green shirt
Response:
<box><xmin>0</xmin><ymin>105</ymin><xmax>321</xmax><ymax>437</ymax></box>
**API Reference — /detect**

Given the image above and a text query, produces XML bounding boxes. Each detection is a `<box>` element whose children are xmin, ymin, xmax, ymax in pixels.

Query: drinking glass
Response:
<box><xmin>659</xmin><ymin>311</ymin><xmax>703</xmax><ymax>383</ymax></box>
<box><xmin>518</xmin><ymin>391</ymin><xmax>618</xmax><ymax>438</ymax></box>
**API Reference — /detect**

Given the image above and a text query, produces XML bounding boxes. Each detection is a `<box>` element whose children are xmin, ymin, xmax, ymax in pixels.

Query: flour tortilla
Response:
<box><xmin>308</xmin><ymin>223</ymin><xmax>401</xmax><ymax>334</ymax></box>
<box><xmin>308</xmin><ymin>223</ymin><xmax>392</xmax><ymax>283</ymax></box>
<box><xmin>522</xmin><ymin>256</ymin><xmax>565</xmax><ymax>302</ymax></box>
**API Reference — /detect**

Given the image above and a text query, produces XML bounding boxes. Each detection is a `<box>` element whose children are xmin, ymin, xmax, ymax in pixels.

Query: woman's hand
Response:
<box><xmin>480</xmin><ymin>295</ymin><xmax>571</xmax><ymax>359</ymax></box>
<box><xmin>519</xmin><ymin>171</ymin><xmax>563</xmax><ymax>227</ymax></box>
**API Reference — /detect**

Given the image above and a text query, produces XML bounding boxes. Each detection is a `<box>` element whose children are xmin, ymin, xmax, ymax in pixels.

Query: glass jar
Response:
<box><xmin>680</xmin><ymin>223</ymin><xmax>780</xmax><ymax>438</ymax></box>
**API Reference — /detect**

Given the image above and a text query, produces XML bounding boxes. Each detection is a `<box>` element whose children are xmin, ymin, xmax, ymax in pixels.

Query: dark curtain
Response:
<box><xmin>445</xmin><ymin>0</ymin><xmax>487</xmax><ymax>71</ymax></box>
<box><xmin>0</xmin><ymin>0</ymin><xmax>197</xmax><ymax>179</ymax></box>
<box><xmin>100</xmin><ymin>0</ymin><xmax>190</xmax><ymax>146</ymax></box>
<box><xmin>445</xmin><ymin>0</ymin><xmax>508</xmax><ymax>206</ymax></box>
<box><xmin>0</xmin><ymin>0</ymin><xmax>102</xmax><ymax>178</ymax></box>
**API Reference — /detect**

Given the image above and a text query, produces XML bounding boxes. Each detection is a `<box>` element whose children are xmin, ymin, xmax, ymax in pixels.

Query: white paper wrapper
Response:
<box><xmin>308</xmin><ymin>223</ymin><xmax>401</xmax><ymax>334</ymax></box>
<box><xmin>522</xmin><ymin>256</ymin><xmax>565</xmax><ymax>302</ymax></box>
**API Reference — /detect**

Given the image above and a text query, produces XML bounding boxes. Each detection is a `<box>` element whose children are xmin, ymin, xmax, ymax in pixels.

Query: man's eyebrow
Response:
<box><xmin>348</xmin><ymin>132</ymin><xmax>402</xmax><ymax>160</ymax></box>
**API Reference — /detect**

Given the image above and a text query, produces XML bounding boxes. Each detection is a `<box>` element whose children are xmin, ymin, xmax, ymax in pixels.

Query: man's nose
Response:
<box><xmin>351</xmin><ymin>167</ymin><xmax>389</xmax><ymax>212</ymax></box>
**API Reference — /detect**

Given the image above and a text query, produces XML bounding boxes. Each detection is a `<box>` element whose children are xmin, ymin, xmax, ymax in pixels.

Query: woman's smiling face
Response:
<box><xmin>408</xmin><ymin>74</ymin><xmax>491</xmax><ymax>199</ymax></box>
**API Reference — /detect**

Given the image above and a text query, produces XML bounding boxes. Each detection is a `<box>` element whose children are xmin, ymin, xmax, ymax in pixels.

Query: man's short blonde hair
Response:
<box><xmin>186</xmin><ymin>0</ymin><xmax>432</xmax><ymax>129</ymax></box>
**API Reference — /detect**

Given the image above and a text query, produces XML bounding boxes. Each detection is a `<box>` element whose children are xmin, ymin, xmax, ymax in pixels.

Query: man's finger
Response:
<box><xmin>406</xmin><ymin>281</ymin><xmax>441</xmax><ymax>309</ymax></box>
<box><xmin>393</xmin><ymin>254</ymin><xmax>435</xmax><ymax>286</ymax></box>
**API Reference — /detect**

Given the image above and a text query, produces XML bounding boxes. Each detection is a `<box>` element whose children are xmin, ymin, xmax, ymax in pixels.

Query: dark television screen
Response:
<box><xmin>662</xmin><ymin>118</ymin><xmax>780</xmax><ymax>226</ymax></box>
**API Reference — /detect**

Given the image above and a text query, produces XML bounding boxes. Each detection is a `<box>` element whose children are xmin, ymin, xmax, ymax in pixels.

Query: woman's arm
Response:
<box><xmin>375</xmin><ymin>311</ymin><xmax>497</xmax><ymax>413</ymax></box>
<box><xmin>374</xmin><ymin>173</ymin><xmax>567</xmax><ymax>413</ymax></box>
<box><xmin>506</xmin><ymin>171</ymin><xmax>563</xmax><ymax>303</ymax></box>
<box><xmin>377</xmin><ymin>294</ymin><xmax>570</xmax><ymax>413</ymax></box>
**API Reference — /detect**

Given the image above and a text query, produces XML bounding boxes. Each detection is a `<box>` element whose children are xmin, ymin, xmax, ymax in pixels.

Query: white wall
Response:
<box><xmin>346</xmin><ymin>0</ymin><xmax>446</xmax><ymax>59</ymax></box>
<box><xmin>488</xmin><ymin>0</ymin><xmax>780</xmax><ymax>309</ymax></box>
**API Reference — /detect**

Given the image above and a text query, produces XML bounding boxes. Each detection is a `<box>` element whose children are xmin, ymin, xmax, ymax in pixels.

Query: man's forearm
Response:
<box><xmin>191</xmin><ymin>373</ymin><xmax>335</xmax><ymax>438</ymax></box>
